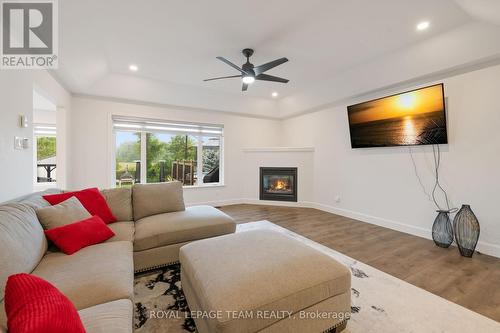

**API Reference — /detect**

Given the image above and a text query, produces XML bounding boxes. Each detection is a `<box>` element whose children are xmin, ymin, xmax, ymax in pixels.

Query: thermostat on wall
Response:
<box><xmin>14</xmin><ymin>137</ymin><xmax>29</xmax><ymax>150</ymax></box>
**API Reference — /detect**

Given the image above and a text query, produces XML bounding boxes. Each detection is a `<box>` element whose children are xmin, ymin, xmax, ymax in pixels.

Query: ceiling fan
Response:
<box><xmin>204</xmin><ymin>48</ymin><xmax>289</xmax><ymax>91</ymax></box>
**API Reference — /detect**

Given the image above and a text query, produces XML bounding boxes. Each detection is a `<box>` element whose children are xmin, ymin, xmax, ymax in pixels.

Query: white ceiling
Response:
<box><xmin>455</xmin><ymin>0</ymin><xmax>500</xmax><ymax>25</ymax></box>
<box><xmin>55</xmin><ymin>0</ymin><xmax>500</xmax><ymax>118</ymax></box>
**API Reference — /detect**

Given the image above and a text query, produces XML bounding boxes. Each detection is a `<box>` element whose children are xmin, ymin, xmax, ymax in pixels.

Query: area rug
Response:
<box><xmin>134</xmin><ymin>220</ymin><xmax>500</xmax><ymax>333</ymax></box>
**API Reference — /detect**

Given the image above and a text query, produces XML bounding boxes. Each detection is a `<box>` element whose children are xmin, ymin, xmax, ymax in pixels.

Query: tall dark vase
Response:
<box><xmin>432</xmin><ymin>210</ymin><xmax>454</xmax><ymax>248</ymax></box>
<box><xmin>453</xmin><ymin>205</ymin><xmax>480</xmax><ymax>257</ymax></box>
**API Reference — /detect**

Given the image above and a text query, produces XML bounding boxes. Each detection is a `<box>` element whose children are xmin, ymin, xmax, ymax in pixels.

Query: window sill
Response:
<box><xmin>183</xmin><ymin>183</ymin><xmax>225</xmax><ymax>189</ymax></box>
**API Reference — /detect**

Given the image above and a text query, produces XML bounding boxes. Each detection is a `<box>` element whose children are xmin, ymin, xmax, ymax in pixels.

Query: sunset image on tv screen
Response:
<box><xmin>347</xmin><ymin>84</ymin><xmax>448</xmax><ymax>148</ymax></box>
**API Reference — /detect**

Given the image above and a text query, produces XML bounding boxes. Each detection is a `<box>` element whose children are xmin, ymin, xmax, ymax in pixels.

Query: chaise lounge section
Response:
<box><xmin>102</xmin><ymin>182</ymin><xmax>236</xmax><ymax>272</ymax></box>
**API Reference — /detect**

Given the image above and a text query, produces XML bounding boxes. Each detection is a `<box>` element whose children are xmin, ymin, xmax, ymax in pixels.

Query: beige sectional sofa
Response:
<box><xmin>0</xmin><ymin>183</ymin><xmax>236</xmax><ymax>332</ymax></box>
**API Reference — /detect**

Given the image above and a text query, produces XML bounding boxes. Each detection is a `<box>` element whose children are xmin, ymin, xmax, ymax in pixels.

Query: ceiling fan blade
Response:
<box><xmin>255</xmin><ymin>73</ymin><xmax>289</xmax><ymax>83</ymax></box>
<box><xmin>254</xmin><ymin>57</ymin><xmax>288</xmax><ymax>76</ymax></box>
<box><xmin>204</xmin><ymin>75</ymin><xmax>241</xmax><ymax>82</ymax></box>
<box><xmin>242</xmin><ymin>83</ymin><xmax>248</xmax><ymax>91</ymax></box>
<box><xmin>216</xmin><ymin>56</ymin><xmax>248</xmax><ymax>75</ymax></box>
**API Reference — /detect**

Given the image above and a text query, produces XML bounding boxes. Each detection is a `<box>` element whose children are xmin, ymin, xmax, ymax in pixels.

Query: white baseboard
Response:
<box><xmin>308</xmin><ymin>202</ymin><xmax>432</xmax><ymax>239</ymax></box>
<box><xmin>185</xmin><ymin>198</ymin><xmax>245</xmax><ymax>207</ymax></box>
<box><xmin>186</xmin><ymin>198</ymin><xmax>500</xmax><ymax>258</ymax></box>
<box><xmin>306</xmin><ymin>202</ymin><xmax>500</xmax><ymax>259</ymax></box>
<box><xmin>475</xmin><ymin>240</ymin><xmax>500</xmax><ymax>258</ymax></box>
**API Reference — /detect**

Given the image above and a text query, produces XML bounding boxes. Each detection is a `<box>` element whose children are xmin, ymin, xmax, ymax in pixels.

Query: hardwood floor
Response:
<box><xmin>218</xmin><ymin>204</ymin><xmax>500</xmax><ymax>322</ymax></box>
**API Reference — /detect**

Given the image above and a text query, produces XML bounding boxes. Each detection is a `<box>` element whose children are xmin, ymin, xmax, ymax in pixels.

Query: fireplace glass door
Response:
<box><xmin>260</xmin><ymin>167</ymin><xmax>297</xmax><ymax>202</ymax></box>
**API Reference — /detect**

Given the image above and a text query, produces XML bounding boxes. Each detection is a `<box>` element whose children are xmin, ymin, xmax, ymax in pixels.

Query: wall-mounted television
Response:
<box><xmin>347</xmin><ymin>84</ymin><xmax>448</xmax><ymax>148</ymax></box>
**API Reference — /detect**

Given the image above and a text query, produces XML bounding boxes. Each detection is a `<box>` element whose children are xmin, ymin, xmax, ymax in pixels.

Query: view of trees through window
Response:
<box><xmin>115</xmin><ymin>131</ymin><xmax>220</xmax><ymax>187</ymax></box>
<box><xmin>115</xmin><ymin>132</ymin><xmax>140</xmax><ymax>187</ymax></box>
<box><xmin>36</xmin><ymin>136</ymin><xmax>57</xmax><ymax>183</ymax></box>
<box><xmin>146</xmin><ymin>133</ymin><xmax>197</xmax><ymax>184</ymax></box>
<box><xmin>37</xmin><ymin>137</ymin><xmax>56</xmax><ymax>160</ymax></box>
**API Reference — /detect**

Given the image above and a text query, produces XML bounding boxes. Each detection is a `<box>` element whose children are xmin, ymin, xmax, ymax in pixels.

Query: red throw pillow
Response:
<box><xmin>43</xmin><ymin>188</ymin><xmax>117</xmax><ymax>224</ymax></box>
<box><xmin>5</xmin><ymin>273</ymin><xmax>86</xmax><ymax>333</ymax></box>
<box><xmin>44</xmin><ymin>215</ymin><xmax>115</xmax><ymax>255</ymax></box>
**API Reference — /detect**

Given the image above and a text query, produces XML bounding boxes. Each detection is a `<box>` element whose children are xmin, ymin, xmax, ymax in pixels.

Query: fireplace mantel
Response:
<box><xmin>242</xmin><ymin>147</ymin><xmax>314</xmax><ymax>153</ymax></box>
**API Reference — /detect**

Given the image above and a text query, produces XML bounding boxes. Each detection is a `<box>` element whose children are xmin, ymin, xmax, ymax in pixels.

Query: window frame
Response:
<box><xmin>112</xmin><ymin>117</ymin><xmax>224</xmax><ymax>188</ymax></box>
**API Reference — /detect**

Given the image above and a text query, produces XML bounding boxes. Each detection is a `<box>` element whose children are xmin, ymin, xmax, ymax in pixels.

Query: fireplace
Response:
<box><xmin>260</xmin><ymin>167</ymin><xmax>297</xmax><ymax>202</ymax></box>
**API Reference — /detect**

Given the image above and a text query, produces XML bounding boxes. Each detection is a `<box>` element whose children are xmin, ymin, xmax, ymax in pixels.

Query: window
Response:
<box><xmin>202</xmin><ymin>136</ymin><xmax>220</xmax><ymax>183</ymax></box>
<box><xmin>113</xmin><ymin>117</ymin><xmax>223</xmax><ymax>187</ymax></box>
<box><xmin>115</xmin><ymin>131</ymin><xmax>141</xmax><ymax>188</ymax></box>
<box><xmin>34</xmin><ymin>124</ymin><xmax>57</xmax><ymax>183</ymax></box>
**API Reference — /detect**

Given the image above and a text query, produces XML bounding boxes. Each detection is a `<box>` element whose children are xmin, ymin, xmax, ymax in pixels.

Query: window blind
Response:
<box><xmin>112</xmin><ymin>116</ymin><xmax>223</xmax><ymax>136</ymax></box>
<box><xmin>34</xmin><ymin>124</ymin><xmax>57</xmax><ymax>136</ymax></box>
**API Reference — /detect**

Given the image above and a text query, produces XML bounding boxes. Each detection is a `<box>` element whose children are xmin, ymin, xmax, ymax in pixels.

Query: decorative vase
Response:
<box><xmin>453</xmin><ymin>205</ymin><xmax>480</xmax><ymax>257</ymax></box>
<box><xmin>432</xmin><ymin>210</ymin><xmax>454</xmax><ymax>248</ymax></box>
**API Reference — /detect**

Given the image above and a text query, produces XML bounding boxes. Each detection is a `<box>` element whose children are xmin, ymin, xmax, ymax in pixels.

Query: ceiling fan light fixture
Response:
<box><xmin>416</xmin><ymin>21</ymin><xmax>430</xmax><ymax>31</ymax></box>
<box><xmin>206</xmin><ymin>49</ymin><xmax>289</xmax><ymax>91</ymax></box>
<box><xmin>242</xmin><ymin>76</ymin><xmax>255</xmax><ymax>84</ymax></box>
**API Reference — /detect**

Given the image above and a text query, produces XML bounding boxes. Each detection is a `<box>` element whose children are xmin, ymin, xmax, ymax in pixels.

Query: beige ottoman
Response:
<box><xmin>179</xmin><ymin>230</ymin><xmax>351</xmax><ymax>333</ymax></box>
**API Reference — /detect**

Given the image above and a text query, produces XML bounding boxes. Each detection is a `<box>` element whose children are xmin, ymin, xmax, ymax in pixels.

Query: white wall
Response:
<box><xmin>281</xmin><ymin>64</ymin><xmax>500</xmax><ymax>257</ymax></box>
<box><xmin>33</xmin><ymin>109</ymin><xmax>56</xmax><ymax>123</ymax></box>
<box><xmin>0</xmin><ymin>71</ymin><xmax>70</xmax><ymax>202</ymax></box>
<box><xmin>0</xmin><ymin>72</ymin><xmax>35</xmax><ymax>202</ymax></box>
<box><xmin>68</xmin><ymin>96</ymin><xmax>282</xmax><ymax>205</ymax></box>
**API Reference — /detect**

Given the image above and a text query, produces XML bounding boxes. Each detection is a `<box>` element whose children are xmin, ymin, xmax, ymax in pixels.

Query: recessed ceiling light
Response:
<box><xmin>416</xmin><ymin>21</ymin><xmax>430</xmax><ymax>31</ymax></box>
<box><xmin>129</xmin><ymin>64</ymin><xmax>138</xmax><ymax>72</ymax></box>
<box><xmin>272</xmin><ymin>92</ymin><xmax>279</xmax><ymax>98</ymax></box>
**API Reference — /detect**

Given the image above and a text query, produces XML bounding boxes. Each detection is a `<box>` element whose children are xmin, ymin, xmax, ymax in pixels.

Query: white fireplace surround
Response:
<box><xmin>239</xmin><ymin>147</ymin><xmax>314</xmax><ymax>206</ymax></box>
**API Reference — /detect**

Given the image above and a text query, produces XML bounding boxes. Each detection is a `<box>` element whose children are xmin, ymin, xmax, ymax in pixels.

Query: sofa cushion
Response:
<box><xmin>43</xmin><ymin>188</ymin><xmax>117</xmax><ymax>224</ymax></box>
<box><xmin>78</xmin><ymin>299</ymin><xmax>133</xmax><ymax>333</ymax></box>
<box><xmin>106</xmin><ymin>221</ymin><xmax>135</xmax><ymax>243</ymax></box>
<box><xmin>179</xmin><ymin>230</ymin><xmax>351</xmax><ymax>333</ymax></box>
<box><xmin>0</xmin><ymin>310</ymin><xmax>6</xmax><ymax>333</ymax></box>
<box><xmin>132</xmin><ymin>182</ymin><xmax>185</xmax><ymax>221</ymax></box>
<box><xmin>0</xmin><ymin>203</ymin><xmax>47</xmax><ymax>302</ymax></box>
<box><xmin>5</xmin><ymin>273</ymin><xmax>85</xmax><ymax>333</ymax></box>
<box><xmin>134</xmin><ymin>205</ymin><xmax>236</xmax><ymax>252</ymax></box>
<box><xmin>18</xmin><ymin>189</ymin><xmax>62</xmax><ymax>209</ymax></box>
<box><xmin>101</xmin><ymin>188</ymin><xmax>133</xmax><ymax>222</ymax></box>
<box><xmin>36</xmin><ymin>196</ymin><xmax>91</xmax><ymax>230</ymax></box>
<box><xmin>44</xmin><ymin>215</ymin><xmax>115</xmax><ymax>255</ymax></box>
<box><xmin>31</xmin><ymin>241</ymin><xmax>134</xmax><ymax>310</ymax></box>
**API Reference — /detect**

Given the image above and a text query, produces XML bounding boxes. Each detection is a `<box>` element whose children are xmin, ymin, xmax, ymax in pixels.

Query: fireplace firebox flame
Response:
<box><xmin>269</xmin><ymin>178</ymin><xmax>290</xmax><ymax>192</ymax></box>
<box><xmin>274</xmin><ymin>180</ymin><xmax>287</xmax><ymax>190</ymax></box>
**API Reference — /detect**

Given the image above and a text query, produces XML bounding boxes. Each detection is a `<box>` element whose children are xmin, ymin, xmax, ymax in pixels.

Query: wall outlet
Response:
<box><xmin>14</xmin><ymin>137</ymin><xmax>29</xmax><ymax>150</ymax></box>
